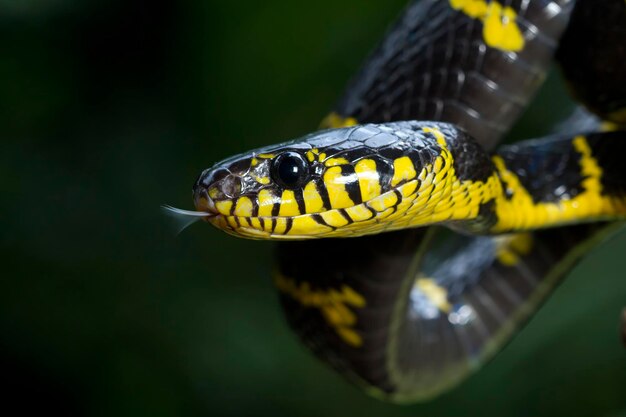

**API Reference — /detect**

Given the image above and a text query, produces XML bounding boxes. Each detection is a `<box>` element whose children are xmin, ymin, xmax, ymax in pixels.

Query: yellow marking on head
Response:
<box><xmin>257</xmin><ymin>189</ymin><xmax>277</xmax><ymax>217</ymax></box>
<box><xmin>253</xmin><ymin>175</ymin><xmax>270</xmax><ymax>185</ymax></box>
<box><xmin>278</xmin><ymin>190</ymin><xmax>301</xmax><ymax>217</ymax></box>
<box><xmin>400</xmin><ymin>179</ymin><xmax>419</xmax><ymax>198</ymax></box>
<box><xmin>354</xmin><ymin>159</ymin><xmax>381</xmax><ymax>201</ymax></box>
<box><xmin>251</xmin><ymin>157</ymin><xmax>259</xmax><ymax>166</ymax></box>
<box><xmin>376</xmin><ymin>206</ymin><xmax>398</xmax><ymax>220</ymax></box>
<box><xmin>404</xmin><ymin>143</ymin><xmax>501</xmax><ymax>226</ymax></box>
<box><xmin>226</xmin><ymin>216</ymin><xmax>238</xmax><ymax>229</ymax></box>
<box><xmin>215</xmin><ymin>200</ymin><xmax>233</xmax><ymax>216</ymax></box>
<box><xmin>422</xmin><ymin>126</ymin><xmax>447</xmax><ymax>146</ymax></box>
<box><xmin>320</xmin><ymin>210</ymin><xmax>350</xmax><ymax>228</ymax></box>
<box><xmin>324</xmin><ymin>157</ymin><xmax>349</xmax><ymax>167</ymax></box>
<box><xmin>323</xmin><ymin>166</ymin><xmax>355</xmax><ymax>209</ymax></box>
<box><xmin>289</xmin><ymin>215</ymin><xmax>334</xmax><ymax>235</ymax></box>
<box><xmin>306</xmin><ymin>148</ymin><xmax>327</xmax><ymax>163</ymax></box>
<box><xmin>257</xmin><ymin>153</ymin><xmax>275</xmax><ymax>159</ymax></box>
<box><xmin>249</xmin><ymin>217</ymin><xmax>263</xmax><ymax>230</ymax></box>
<box><xmin>448</xmin><ymin>0</ymin><xmax>525</xmax><ymax>52</ymax></box>
<box><xmin>273</xmin><ymin>217</ymin><xmax>289</xmax><ymax>235</ymax></box>
<box><xmin>495</xmin><ymin>233</ymin><xmax>534</xmax><ymax>266</ymax></box>
<box><xmin>274</xmin><ymin>273</ymin><xmax>366</xmax><ymax>347</ymax></box>
<box><xmin>234</xmin><ymin>196</ymin><xmax>253</xmax><ymax>217</ymax></box>
<box><xmin>345</xmin><ymin>204</ymin><xmax>375</xmax><ymax>222</ymax></box>
<box><xmin>262</xmin><ymin>218</ymin><xmax>274</xmax><ymax>233</ymax></box>
<box><xmin>319</xmin><ymin>112</ymin><xmax>359</xmax><ymax>129</ymax></box>
<box><xmin>208</xmin><ymin>186</ymin><xmax>220</xmax><ymax>200</ymax></box>
<box><xmin>391</xmin><ymin>156</ymin><xmax>417</xmax><ymax>186</ymax></box>
<box><xmin>303</xmin><ymin>181</ymin><xmax>325</xmax><ymax>213</ymax></box>
<box><xmin>368</xmin><ymin>191</ymin><xmax>399</xmax><ymax>212</ymax></box>
<box><xmin>415</xmin><ymin>278</ymin><xmax>452</xmax><ymax>313</ymax></box>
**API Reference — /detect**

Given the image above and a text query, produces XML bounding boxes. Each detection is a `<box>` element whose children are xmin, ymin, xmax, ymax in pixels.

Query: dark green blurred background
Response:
<box><xmin>1</xmin><ymin>1</ymin><xmax>625</xmax><ymax>416</ymax></box>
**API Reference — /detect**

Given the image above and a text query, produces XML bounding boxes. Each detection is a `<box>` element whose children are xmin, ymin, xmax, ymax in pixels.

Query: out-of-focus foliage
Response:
<box><xmin>1</xmin><ymin>1</ymin><xmax>624</xmax><ymax>416</ymax></box>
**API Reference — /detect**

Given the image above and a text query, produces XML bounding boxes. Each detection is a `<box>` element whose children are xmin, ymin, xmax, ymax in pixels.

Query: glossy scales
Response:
<box><xmin>331</xmin><ymin>0</ymin><xmax>574</xmax><ymax>149</ymax></box>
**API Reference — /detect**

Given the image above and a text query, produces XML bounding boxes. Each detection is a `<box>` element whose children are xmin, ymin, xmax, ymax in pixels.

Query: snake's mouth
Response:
<box><xmin>192</xmin><ymin>185</ymin><xmax>219</xmax><ymax>216</ymax></box>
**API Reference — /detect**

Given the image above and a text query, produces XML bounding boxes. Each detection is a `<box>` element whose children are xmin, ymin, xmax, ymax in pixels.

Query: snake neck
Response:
<box><xmin>446</xmin><ymin>133</ymin><xmax>626</xmax><ymax>235</ymax></box>
<box><xmin>488</xmin><ymin>134</ymin><xmax>626</xmax><ymax>233</ymax></box>
<box><xmin>392</xmin><ymin>130</ymin><xmax>626</xmax><ymax>235</ymax></box>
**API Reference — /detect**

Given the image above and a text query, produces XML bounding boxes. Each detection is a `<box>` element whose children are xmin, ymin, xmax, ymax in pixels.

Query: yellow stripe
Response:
<box><xmin>400</xmin><ymin>179</ymin><xmax>419</xmax><ymax>198</ymax></box>
<box><xmin>289</xmin><ymin>215</ymin><xmax>333</xmax><ymax>235</ymax></box>
<box><xmin>271</xmin><ymin>218</ymin><xmax>288</xmax><ymax>235</ymax></box>
<box><xmin>354</xmin><ymin>159</ymin><xmax>381</xmax><ymax>201</ymax></box>
<box><xmin>320</xmin><ymin>210</ymin><xmax>350</xmax><ymax>228</ymax></box>
<box><xmin>422</xmin><ymin>126</ymin><xmax>447</xmax><ymax>146</ymax></box>
<box><xmin>257</xmin><ymin>189</ymin><xmax>277</xmax><ymax>217</ymax></box>
<box><xmin>278</xmin><ymin>190</ymin><xmax>301</xmax><ymax>217</ymax></box>
<box><xmin>215</xmin><ymin>200</ymin><xmax>233</xmax><ymax>216</ymax></box>
<box><xmin>492</xmin><ymin>135</ymin><xmax>626</xmax><ymax>231</ymax></box>
<box><xmin>249</xmin><ymin>217</ymin><xmax>263</xmax><ymax>231</ymax></box>
<box><xmin>303</xmin><ymin>181</ymin><xmax>325</xmax><ymax>213</ymax></box>
<box><xmin>368</xmin><ymin>191</ymin><xmax>398</xmax><ymax>212</ymax></box>
<box><xmin>323</xmin><ymin>166</ymin><xmax>355</xmax><ymax>209</ymax></box>
<box><xmin>273</xmin><ymin>273</ymin><xmax>366</xmax><ymax>347</ymax></box>
<box><xmin>324</xmin><ymin>157</ymin><xmax>350</xmax><ymax>167</ymax></box>
<box><xmin>252</xmin><ymin>175</ymin><xmax>270</xmax><ymax>185</ymax></box>
<box><xmin>208</xmin><ymin>186</ymin><xmax>220</xmax><ymax>199</ymax></box>
<box><xmin>391</xmin><ymin>156</ymin><xmax>417</xmax><ymax>186</ymax></box>
<box><xmin>345</xmin><ymin>204</ymin><xmax>375</xmax><ymax>222</ymax></box>
<box><xmin>234</xmin><ymin>196</ymin><xmax>253</xmax><ymax>217</ymax></box>
<box><xmin>448</xmin><ymin>0</ymin><xmax>525</xmax><ymax>52</ymax></box>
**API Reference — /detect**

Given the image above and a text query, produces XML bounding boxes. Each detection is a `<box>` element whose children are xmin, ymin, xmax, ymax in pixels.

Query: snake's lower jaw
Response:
<box><xmin>205</xmin><ymin>217</ymin><xmax>269</xmax><ymax>240</ymax></box>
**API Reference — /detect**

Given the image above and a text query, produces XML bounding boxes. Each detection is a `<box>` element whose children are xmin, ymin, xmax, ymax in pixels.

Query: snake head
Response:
<box><xmin>192</xmin><ymin>140</ymin><xmax>329</xmax><ymax>238</ymax></box>
<box><xmin>192</xmin><ymin>122</ymin><xmax>471</xmax><ymax>239</ymax></box>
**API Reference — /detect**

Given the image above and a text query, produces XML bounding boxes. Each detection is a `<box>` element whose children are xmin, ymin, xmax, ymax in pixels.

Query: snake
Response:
<box><xmin>169</xmin><ymin>0</ymin><xmax>626</xmax><ymax>403</ymax></box>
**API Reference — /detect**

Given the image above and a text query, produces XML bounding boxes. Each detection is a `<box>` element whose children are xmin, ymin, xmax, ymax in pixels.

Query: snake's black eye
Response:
<box><xmin>270</xmin><ymin>151</ymin><xmax>310</xmax><ymax>189</ymax></box>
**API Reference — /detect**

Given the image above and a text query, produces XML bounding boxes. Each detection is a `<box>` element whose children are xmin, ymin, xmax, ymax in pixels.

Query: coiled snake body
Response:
<box><xmin>181</xmin><ymin>0</ymin><xmax>626</xmax><ymax>402</ymax></box>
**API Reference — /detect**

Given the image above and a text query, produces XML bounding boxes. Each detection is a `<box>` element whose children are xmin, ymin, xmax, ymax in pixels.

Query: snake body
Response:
<box><xmin>185</xmin><ymin>0</ymin><xmax>626</xmax><ymax>403</ymax></box>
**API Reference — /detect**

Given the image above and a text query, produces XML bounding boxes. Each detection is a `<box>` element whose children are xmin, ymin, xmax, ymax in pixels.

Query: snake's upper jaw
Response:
<box><xmin>192</xmin><ymin>182</ymin><xmax>218</xmax><ymax>216</ymax></box>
